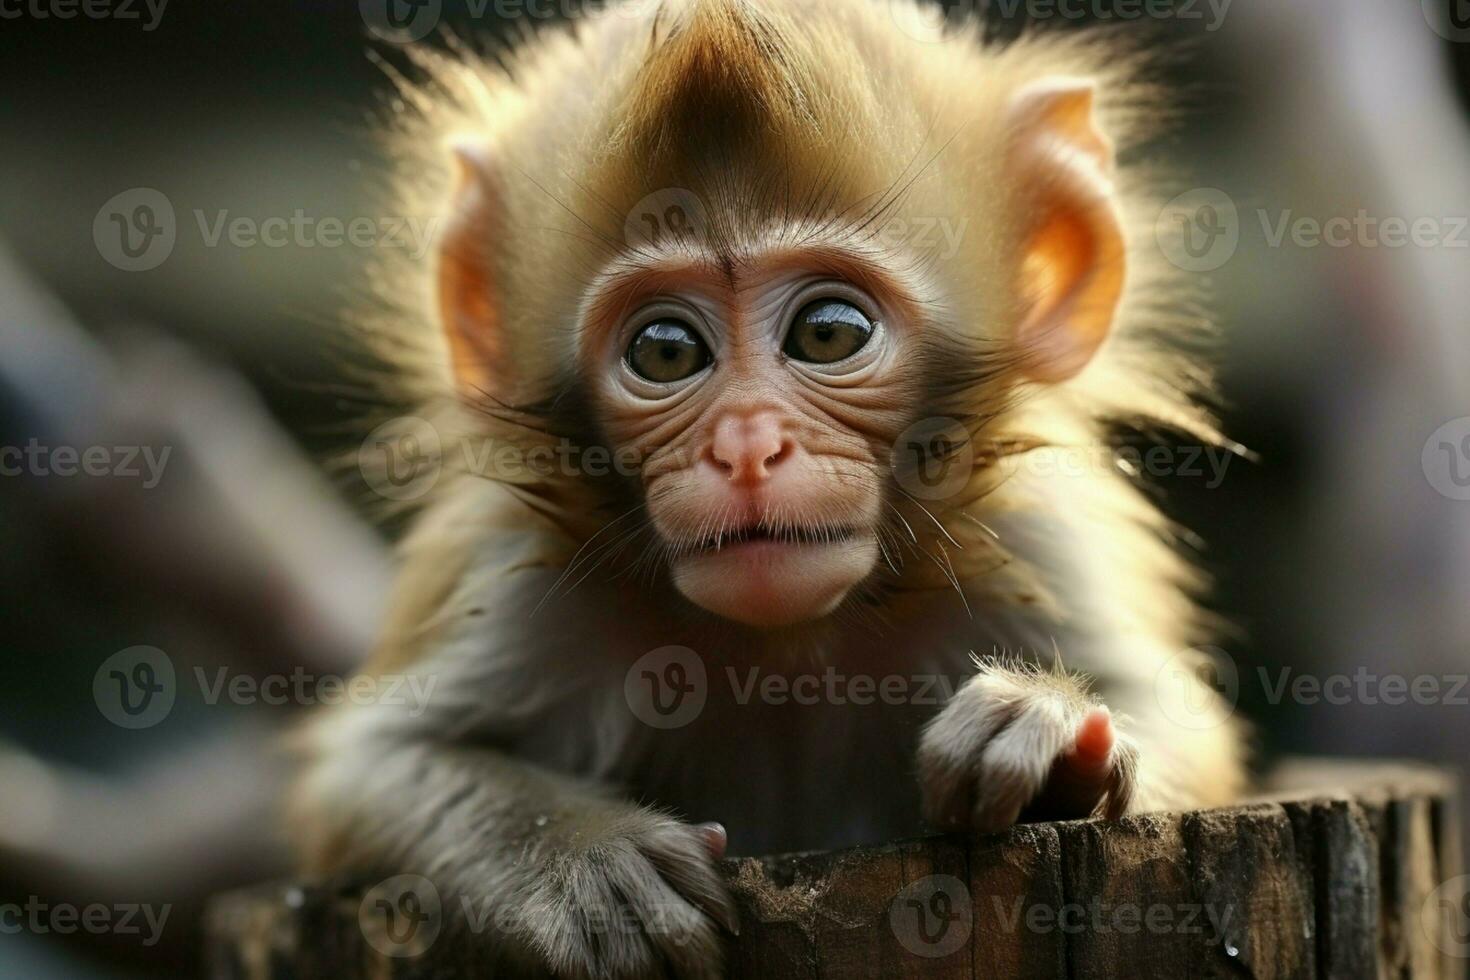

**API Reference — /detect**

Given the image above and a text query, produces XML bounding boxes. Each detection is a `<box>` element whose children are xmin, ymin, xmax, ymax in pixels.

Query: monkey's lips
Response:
<box><xmin>670</xmin><ymin>521</ymin><xmax>879</xmax><ymax>628</ymax></box>
<box><xmin>693</xmin><ymin>521</ymin><xmax>858</xmax><ymax>552</ymax></box>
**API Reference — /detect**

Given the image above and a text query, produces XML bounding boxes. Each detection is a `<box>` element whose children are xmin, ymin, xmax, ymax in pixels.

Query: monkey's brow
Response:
<box><xmin>583</xmin><ymin>239</ymin><xmax>921</xmax><ymax>334</ymax></box>
<box><xmin>717</xmin><ymin>252</ymin><xmax>737</xmax><ymax>287</ymax></box>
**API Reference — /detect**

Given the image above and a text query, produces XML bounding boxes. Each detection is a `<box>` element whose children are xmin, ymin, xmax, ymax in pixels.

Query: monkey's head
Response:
<box><xmin>420</xmin><ymin>0</ymin><xmax>1137</xmax><ymax>630</ymax></box>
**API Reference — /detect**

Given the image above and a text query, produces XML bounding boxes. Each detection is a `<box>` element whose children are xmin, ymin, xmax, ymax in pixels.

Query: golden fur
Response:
<box><xmin>294</xmin><ymin>7</ymin><xmax>1248</xmax><ymax>971</ymax></box>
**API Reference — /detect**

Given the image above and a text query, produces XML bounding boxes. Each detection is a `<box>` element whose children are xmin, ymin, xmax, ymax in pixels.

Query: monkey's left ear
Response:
<box><xmin>1005</xmin><ymin>79</ymin><xmax>1126</xmax><ymax>383</ymax></box>
<box><xmin>437</xmin><ymin>140</ymin><xmax>507</xmax><ymax>395</ymax></box>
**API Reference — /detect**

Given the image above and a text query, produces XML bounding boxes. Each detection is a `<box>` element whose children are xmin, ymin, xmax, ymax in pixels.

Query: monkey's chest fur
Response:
<box><xmin>621</xmin><ymin>685</ymin><xmax>945</xmax><ymax>856</ymax></box>
<box><xmin>505</xmin><ymin>592</ymin><xmax>999</xmax><ymax>857</ymax></box>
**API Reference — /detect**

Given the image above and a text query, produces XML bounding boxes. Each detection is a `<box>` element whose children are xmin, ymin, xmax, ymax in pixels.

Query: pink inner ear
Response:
<box><xmin>1017</xmin><ymin>200</ymin><xmax>1124</xmax><ymax>383</ymax></box>
<box><xmin>1008</xmin><ymin>80</ymin><xmax>1126</xmax><ymax>383</ymax></box>
<box><xmin>437</xmin><ymin>144</ymin><xmax>505</xmax><ymax>396</ymax></box>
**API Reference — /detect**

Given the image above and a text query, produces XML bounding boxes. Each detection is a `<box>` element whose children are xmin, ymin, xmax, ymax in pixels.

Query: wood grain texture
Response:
<box><xmin>206</xmin><ymin>760</ymin><xmax>1463</xmax><ymax>979</ymax></box>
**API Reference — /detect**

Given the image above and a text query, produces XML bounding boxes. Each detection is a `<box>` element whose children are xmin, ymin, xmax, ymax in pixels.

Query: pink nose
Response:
<box><xmin>707</xmin><ymin>412</ymin><xmax>792</xmax><ymax>484</ymax></box>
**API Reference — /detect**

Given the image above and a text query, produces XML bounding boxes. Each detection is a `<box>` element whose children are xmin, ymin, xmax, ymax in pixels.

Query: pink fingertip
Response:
<box><xmin>697</xmin><ymin>821</ymin><xmax>728</xmax><ymax>860</ymax></box>
<box><xmin>1073</xmin><ymin>707</ymin><xmax>1115</xmax><ymax>766</ymax></box>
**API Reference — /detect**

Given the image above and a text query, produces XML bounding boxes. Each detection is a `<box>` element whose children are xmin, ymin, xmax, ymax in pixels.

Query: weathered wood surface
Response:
<box><xmin>207</xmin><ymin>760</ymin><xmax>1465</xmax><ymax>979</ymax></box>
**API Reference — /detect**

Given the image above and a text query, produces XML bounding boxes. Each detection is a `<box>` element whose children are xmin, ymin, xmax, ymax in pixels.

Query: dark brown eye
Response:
<box><xmin>783</xmin><ymin>299</ymin><xmax>874</xmax><ymax>364</ymax></box>
<box><xmin>625</xmin><ymin>318</ymin><xmax>712</xmax><ymax>384</ymax></box>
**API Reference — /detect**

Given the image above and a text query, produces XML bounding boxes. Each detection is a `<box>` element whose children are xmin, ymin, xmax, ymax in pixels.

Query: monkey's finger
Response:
<box><xmin>641</xmin><ymin>823</ymin><xmax>740</xmax><ymax>936</ymax></box>
<box><xmin>1019</xmin><ymin>707</ymin><xmax>1116</xmax><ymax>823</ymax></box>
<box><xmin>970</xmin><ymin>696</ymin><xmax>1078</xmax><ymax>834</ymax></box>
<box><xmin>1063</xmin><ymin>707</ymin><xmax>1116</xmax><ymax>785</ymax></box>
<box><xmin>1098</xmin><ymin>731</ymin><xmax>1140</xmax><ymax>820</ymax></box>
<box><xmin>641</xmin><ymin>879</ymin><xmax>725</xmax><ymax>980</ymax></box>
<box><xmin>916</xmin><ymin>690</ymin><xmax>1018</xmax><ymax>830</ymax></box>
<box><xmin>695</xmin><ymin>821</ymin><xmax>728</xmax><ymax>860</ymax></box>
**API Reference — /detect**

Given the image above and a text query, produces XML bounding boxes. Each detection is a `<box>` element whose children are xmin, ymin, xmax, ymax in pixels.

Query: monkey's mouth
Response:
<box><xmin>692</xmin><ymin>521</ymin><xmax>857</xmax><ymax>554</ymax></box>
<box><xmin>670</xmin><ymin>518</ymin><xmax>879</xmax><ymax>628</ymax></box>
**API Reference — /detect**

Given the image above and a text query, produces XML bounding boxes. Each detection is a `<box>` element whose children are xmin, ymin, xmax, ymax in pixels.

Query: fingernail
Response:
<box><xmin>696</xmin><ymin>821</ymin><xmax>728</xmax><ymax>860</ymax></box>
<box><xmin>1074</xmin><ymin>708</ymin><xmax>1114</xmax><ymax>759</ymax></box>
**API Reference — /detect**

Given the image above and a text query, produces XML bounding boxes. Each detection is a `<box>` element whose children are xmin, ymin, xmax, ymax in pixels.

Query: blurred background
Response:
<box><xmin>1</xmin><ymin>0</ymin><xmax>1468</xmax><ymax>975</ymax></box>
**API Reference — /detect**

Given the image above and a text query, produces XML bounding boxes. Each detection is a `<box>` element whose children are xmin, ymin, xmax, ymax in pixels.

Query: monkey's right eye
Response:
<box><xmin>625</xmin><ymin>319</ymin><xmax>712</xmax><ymax>384</ymax></box>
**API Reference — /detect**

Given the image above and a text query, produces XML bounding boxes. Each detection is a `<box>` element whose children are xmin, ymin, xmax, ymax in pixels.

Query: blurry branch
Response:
<box><xmin>0</xmin><ymin>241</ymin><xmax>391</xmax><ymax>676</ymax></box>
<box><xmin>0</xmin><ymin>242</ymin><xmax>393</xmax><ymax>973</ymax></box>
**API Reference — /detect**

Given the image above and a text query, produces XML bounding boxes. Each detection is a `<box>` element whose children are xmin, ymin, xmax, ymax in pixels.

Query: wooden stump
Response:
<box><xmin>207</xmin><ymin>760</ymin><xmax>1465</xmax><ymax>979</ymax></box>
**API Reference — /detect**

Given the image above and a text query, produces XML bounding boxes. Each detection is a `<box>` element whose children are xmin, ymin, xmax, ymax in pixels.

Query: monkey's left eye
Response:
<box><xmin>625</xmin><ymin>318</ymin><xmax>712</xmax><ymax>384</ymax></box>
<box><xmin>783</xmin><ymin>300</ymin><xmax>874</xmax><ymax>364</ymax></box>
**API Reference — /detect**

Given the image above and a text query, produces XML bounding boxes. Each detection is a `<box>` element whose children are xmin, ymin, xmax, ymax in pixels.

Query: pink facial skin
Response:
<box><xmin>584</xmin><ymin>245</ymin><xmax>925</xmax><ymax>629</ymax></box>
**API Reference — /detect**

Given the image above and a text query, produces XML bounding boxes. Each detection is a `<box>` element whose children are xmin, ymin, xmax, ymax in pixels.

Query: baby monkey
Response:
<box><xmin>295</xmin><ymin>0</ymin><xmax>1246</xmax><ymax>975</ymax></box>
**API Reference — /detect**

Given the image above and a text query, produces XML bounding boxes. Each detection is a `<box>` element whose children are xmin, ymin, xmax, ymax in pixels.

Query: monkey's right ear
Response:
<box><xmin>437</xmin><ymin>140</ymin><xmax>507</xmax><ymax>395</ymax></box>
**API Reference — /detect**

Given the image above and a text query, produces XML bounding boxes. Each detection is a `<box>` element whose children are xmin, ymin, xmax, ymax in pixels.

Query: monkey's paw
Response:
<box><xmin>917</xmin><ymin>661</ymin><xmax>1138</xmax><ymax>834</ymax></box>
<box><xmin>509</xmin><ymin>813</ymin><xmax>736</xmax><ymax>980</ymax></box>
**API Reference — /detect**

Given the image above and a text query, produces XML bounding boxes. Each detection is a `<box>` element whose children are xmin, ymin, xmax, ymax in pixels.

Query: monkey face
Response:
<box><xmin>584</xmin><ymin>246</ymin><xmax>925</xmax><ymax>629</ymax></box>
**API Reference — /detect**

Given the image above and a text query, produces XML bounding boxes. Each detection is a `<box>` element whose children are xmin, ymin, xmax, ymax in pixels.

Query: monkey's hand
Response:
<box><xmin>917</xmin><ymin>661</ymin><xmax>1137</xmax><ymax>834</ymax></box>
<box><xmin>506</xmin><ymin>807</ymin><xmax>736</xmax><ymax>980</ymax></box>
<box><xmin>296</xmin><ymin>723</ymin><xmax>735</xmax><ymax>979</ymax></box>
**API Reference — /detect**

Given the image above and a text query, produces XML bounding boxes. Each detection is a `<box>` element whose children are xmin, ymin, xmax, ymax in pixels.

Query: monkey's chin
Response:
<box><xmin>671</xmin><ymin>535</ymin><xmax>879</xmax><ymax>629</ymax></box>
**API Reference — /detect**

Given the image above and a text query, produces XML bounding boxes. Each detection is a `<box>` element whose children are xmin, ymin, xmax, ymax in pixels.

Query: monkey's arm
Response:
<box><xmin>294</xmin><ymin>707</ymin><xmax>735</xmax><ymax>979</ymax></box>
